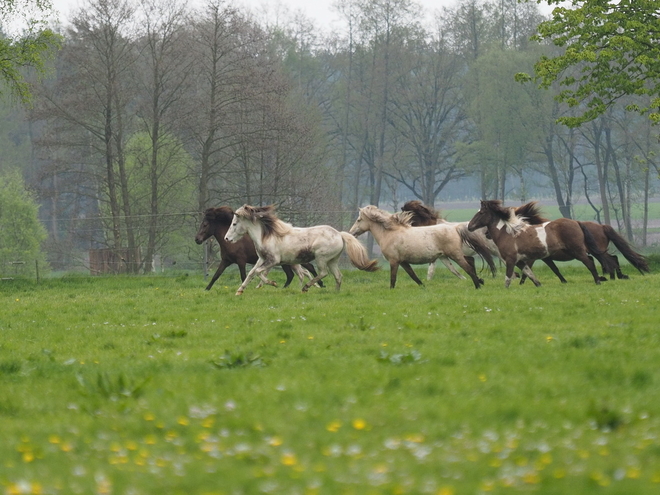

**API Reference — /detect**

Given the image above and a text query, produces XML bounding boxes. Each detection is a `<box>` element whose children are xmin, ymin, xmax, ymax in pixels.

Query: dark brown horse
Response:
<box><xmin>195</xmin><ymin>206</ymin><xmax>321</xmax><ymax>290</ymax></box>
<box><xmin>468</xmin><ymin>200</ymin><xmax>616</xmax><ymax>287</ymax></box>
<box><xmin>514</xmin><ymin>203</ymin><xmax>649</xmax><ymax>282</ymax></box>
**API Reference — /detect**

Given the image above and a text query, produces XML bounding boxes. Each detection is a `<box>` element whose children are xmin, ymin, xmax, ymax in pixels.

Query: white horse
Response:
<box><xmin>225</xmin><ymin>205</ymin><xmax>379</xmax><ymax>295</ymax></box>
<box><xmin>401</xmin><ymin>200</ymin><xmax>499</xmax><ymax>280</ymax></box>
<box><xmin>348</xmin><ymin>205</ymin><xmax>493</xmax><ymax>289</ymax></box>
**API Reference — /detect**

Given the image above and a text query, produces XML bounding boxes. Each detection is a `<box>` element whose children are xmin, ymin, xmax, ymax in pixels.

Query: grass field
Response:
<box><xmin>2</xmin><ymin>261</ymin><xmax>660</xmax><ymax>495</ymax></box>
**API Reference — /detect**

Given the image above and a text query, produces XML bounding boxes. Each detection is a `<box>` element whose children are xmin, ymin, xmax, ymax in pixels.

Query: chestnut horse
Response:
<box><xmin>195</xmin><ymin>206</ymin><xmax>321</xmax><ymax>290</ymax></box>
<box><xmin>225</xmin><ymin>205</ymin><xmax>379</xmax><ymax>295</ymax></box>
<box><xmin>468</xmin><ymin>200</ymin><xmax>617</xmax><ymax>287</ymax></box>
<box><xmin>348</xmin><ymin>205</ymin><xmax>495</xmax><ymax>289</ymax></box>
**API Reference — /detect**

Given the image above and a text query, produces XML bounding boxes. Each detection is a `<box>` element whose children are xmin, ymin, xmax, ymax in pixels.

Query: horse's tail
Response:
<box><xmin>340</xmin><ymin>232</ymin><xmax>380</xmax><ymax>272</ymax></box>
<box><xmin>578</xmin><ymin>222</ymin><xmax>618</xmax><ymax>275</ymax></box>
<box><xmin>601</xmin><ymin>224</ymin><xmax>650</xmax><ymax>274</ymax></box>
<box><xmin>456</xmin><ymin>225</ymin><xmax>497</xmax><ymax>277</ymax></box>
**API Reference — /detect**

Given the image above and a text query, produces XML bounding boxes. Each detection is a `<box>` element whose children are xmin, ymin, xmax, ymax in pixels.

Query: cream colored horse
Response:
<box><xmin>348</xmin><ymin>205</ymin><xmax>492</xmax><ymax>289</ymax></box>
<box><xmin>225</xmin><ymin>205</ymin><xmax>379</xmax><ymax>295</ymax></box>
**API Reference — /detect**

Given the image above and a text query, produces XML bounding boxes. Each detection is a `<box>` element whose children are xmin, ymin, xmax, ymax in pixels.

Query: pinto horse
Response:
<box><xmin>468</xmin><ymin>200</ymin><xmax>616</xmax><ymax>287</ymax></box>
<box><xmin>513</xmin><ymin>202</ymin><xmax>649</xmax><ymax>282</ymax></box>
<box><xmin>195</xmin><ymin>206</ymin><xmax>321</xmax><ymax>290</ymax></box>
<box><xmin>225</xmin><ymin>205</ymin><xmax>379</xmax><ymax>295</ymax></box>
<box><xmin>401</xmin><ymin>200</ymin><xmax>498</xmax><ymax>280</ymax></box>
<box><xmin>348</xmin><ymin>205</ymin><xmax>495</xmax><ymax>289</ymax></box>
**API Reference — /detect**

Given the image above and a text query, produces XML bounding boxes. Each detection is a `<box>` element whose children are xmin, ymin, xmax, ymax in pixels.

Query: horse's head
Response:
<box><xmin>468</xmin><ymin>200</ymin><xmax>503</xmax><ymax>231</ymax></box>
<box><xmin>195</xmin><ymin>207</ymin><xmax>235</xmax><ymax>244</ymax></box>
<box><xmin>348</xmin><ymin>206</ymin><xmax>378</xmax><ymax>236</ymax></box>
<box><xmin>224</xmin><ymin>205</ymin><xmax>253</xmax><ymax>243</ymax></box>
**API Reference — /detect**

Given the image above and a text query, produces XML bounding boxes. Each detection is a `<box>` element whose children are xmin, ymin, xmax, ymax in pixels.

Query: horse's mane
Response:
<box><xmin>204</xmin><ymin>206</ymin><xmax>234</xmax><ymax>225</ymax></box>
<box><xmin>235</xmin><ymin>204</ymin><xmax>292</xmax><ymax>239</ymax></box>
<box><xmin>481</xmin><ymin>200</ymin><xmax>528</xmax><ymax>236</ymax></box>
<box><xmin>401</xmin><ymin>200</ymin><xmax>440</xmax><ymax>226</ymax></box>
<box><xmin>514</xmin><ymin>202</ymin><xmax>548</xmax><ymax>225</ymax></box>
<box><xmin>361</xmin><ymin>205</ymin><xmax>413</xmax><ymax>229</ymax></box>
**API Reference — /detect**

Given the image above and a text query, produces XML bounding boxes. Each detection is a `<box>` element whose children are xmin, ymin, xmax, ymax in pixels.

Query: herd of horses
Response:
<box><xmin>195</xmin><ymin>200</ymin><xmax>650</xmax><ymax>295</ymax></box>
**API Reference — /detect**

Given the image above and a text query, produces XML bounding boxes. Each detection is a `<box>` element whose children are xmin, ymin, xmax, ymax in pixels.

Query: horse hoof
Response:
<box><xmin>235</xmin><ymin>291</ymin><xmax>243</xmax><ymax>296</ymax></box>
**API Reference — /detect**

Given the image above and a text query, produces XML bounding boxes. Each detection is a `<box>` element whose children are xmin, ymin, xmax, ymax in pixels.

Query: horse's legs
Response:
<box><xmin>542</xmin><ymin>259</ymin><xmax>568</xmax><ymax>284</ymax></box>
<box><xmin>236</xmin><ymin>259</ymin><xmax>274</xmax><ymax>295</ymax></box>
<box><xmin>520</xmin><ymin>264</ymin><xmax>542</xmax><ymax>287</ymax></box>
<box><xmin>389</xmin><ymin>261</ymin><xmax>400</xmax><ymax>289</ymax></box>
<box><xmin>327</xmin><ymin>259</ymin><xmax>342</xmax><ymax>291</ymax></box>
<box><xmin>282</xmin><ymin>265</ymin><xmax>295</xmax><ymax>288</ymax></box>
<box><xmin>517</xmin><ymin>261</ymin><xmax>529</xmax><ymax>285</ymax></box>
<box><xmin>440</xmin><ymin>259</ymin><xmax>465</xmax><ymax>280</ymax></box>
<box><xmin>612</xmin><ymin>255</ymin><xmax>629</xmax><ymax>279</ymax></box>
<box><xmin>301</xmin><ymin>261</ymin><xmax>329</xmax><ymax>292</ymax></box>
<box><xmin>205</xmin><ymin>259</ymin><xmax>232</xmax><ymax>290</ymax></box>
<box><xmin>427</xmin><ymin>261</ymin><xmax>438</xmax><ymax>280</ymax></box>
<box><xmin>464</xmin><ymin>256</ymin><xmax>484</xmax><ymax>285</ymax></box>
<box><xmin>400</xmin><ymin>262</ymin><xmax>424</xmax><ymax>286</ymax></box>
<box><xmin>448</xmin><ymin>254</ymin><xmax>482</xmax><ymax>289</ymax></box>
<box><xmin>302</xmin><ymin>262</ymin><xmax>324</xmax><ymax>287</ymax></box>
<box><xmin>576</xmin><ymin>252</ymin><xmax>603</xmax><ymax>284</ymax></box>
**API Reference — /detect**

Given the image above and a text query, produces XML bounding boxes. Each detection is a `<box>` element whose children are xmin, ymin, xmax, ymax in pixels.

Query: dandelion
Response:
<box><xmin>522</xmin><ymin>471</ymin><xmax>541</xmax><ymax>484</ymax></box>
<box><xmin>48</xmin><ymin>435</ymin><xmax>61</xmax><ymax>444</ymax></box>
<box><xmin>437</xmin><ymin>487</ymin><xmax>454</xmax><ymax>495</ymax></box>
<box><xmin>546</xmin><ymin>336</ymin><xmax>554</xmax><ymax>342</ymax></box>
<box><xmin>478</xmin><ymin>374</ymin><xmax>487</xmax><ymax>383</ymax></box>
<box><xmin>626</xmin><ymin>467</ymin><xmax>641</xmax><ymax>479</ymax></box>
<box><xmin>143</xmin><ymin>412</ymin><xmax>155</xmax><ymax>421</ymax></box>
<box><xmin>326</xmin><ymin>420</ymin><xmax>342</xmax><ymax>433</ymax></box>
<box><xmin>281</xmin><ymin>452</ymin><xmax>297</xmax><ymax>466</ymax></box>
<box><xmin>352</xmin><ymin>418</ymin><xmax>367</xmax><ymax>430</ymax></box>
<box><xmin>22</xmin><ymin>452</ymin><xmax>34</xmax><ymax>463</ymax></box>
<box><xmin>177</xmin><ymin>416</ymin><xmax>190</xmax><ymax>426</ymax></box>
<box><xmin>268</xmin><ymin>436</ymin><xmax>283</xmax><ymax>447</ymax></box>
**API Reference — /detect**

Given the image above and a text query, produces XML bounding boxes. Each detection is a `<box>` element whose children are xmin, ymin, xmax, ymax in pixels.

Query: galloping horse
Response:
<box><xmin>401</xmin><ymin>200</ymin><xmax>498</xmax><ymax>280</ymax></box>
<box><xmin>468</xmin><ymin>200</ymin><xmax>616</xmax><ymax>287</ymax></box>
<box><xmin>513</xmin><ymin>202</ymin><xmax>649</xmax><ymax>282</ymax></box>
<box><xmin>225</xmin><ymin>205</ymin><xmax>379</xmax><ymax>295</ymax></box>
<box><xmin>579</xmin><ymin>221</ymin><xmax>649</xmax><ymax>279</ymax></box>
<box><xmin>348</xmin><ymin>205</ymin><xmax>495</xmax><ymax>289</ymax></box>
<box><xmin>195</xmin><ymin>206</ymin><xmax>321</xmax><ymax>290</ymax></box>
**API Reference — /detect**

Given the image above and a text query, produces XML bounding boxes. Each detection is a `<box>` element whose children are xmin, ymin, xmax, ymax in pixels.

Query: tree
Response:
<box><xmin>519</xmin><ymin>0</ymin><xmax>660</xmax><ymax>126</ymax></box>
<box><xmin>0</xmin><ymin>169</ymin><xmax>48</xmax><ymax>276</ymax></box>
<box><xmin>0</xmin><ymin>0</ymin><xmax>60</xmax><ymax>104</ymax></box>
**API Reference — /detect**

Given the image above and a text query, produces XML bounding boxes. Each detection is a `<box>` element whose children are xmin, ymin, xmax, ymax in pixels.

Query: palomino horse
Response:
<box><xmin>348</xmin><ymin>205</ymin><xmax>495</xmax><ymax>289</ymax></box>
<box><xmin>225</xmin><ymin>205</ymin><xmax>379</xmax><ymax>295</ymax></box>
<box><xmin>195</xmin><ymin>206</ymin><xmax>321</xmax><ymax>290</ymax></box>
<box><xmin>513</xmin><ymin>202</ymin><xmax>649</xmax><ymax>283</ymax></box>
<box><xmin>401</xmin><ymin>200</ymin><xmax>498</xmax><ymax>280</ymax></box>
<box><xmin>467</xmin><ymin>200</ymin><xmax>616</xmax><ymax>287</ymax></box>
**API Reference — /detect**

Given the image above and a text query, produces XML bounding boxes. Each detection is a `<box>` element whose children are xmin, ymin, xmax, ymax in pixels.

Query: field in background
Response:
<box><xmin>2</xmin><ymin>265</ymin><xmax>660</xmax><ymax>494</ymax></box>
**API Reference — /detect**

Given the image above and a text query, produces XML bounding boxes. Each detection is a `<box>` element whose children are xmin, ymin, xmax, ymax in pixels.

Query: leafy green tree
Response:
<box><xmin>0</xmin><ymin>0</ymin><xmax>60</xmax><ymax>104</ymax></box>
<box><xmin>519</xmin><ymin>0</ymin><xmax>660</xmax><ymax>126</ymax></box>
<box><xmin>0</xmin><ymin>169</ymin><xmax>48</xmax><ymax>276</ymax></box>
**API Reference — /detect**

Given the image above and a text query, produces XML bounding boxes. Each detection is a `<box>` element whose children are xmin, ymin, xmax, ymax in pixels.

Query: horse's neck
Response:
<box><xmin>244</xmin><ymin>223</ymin><xmax>266</xmax><ymax>251</ymax></box>
<box><xmin>366</xmin><ymin>221</ymin><xmax>390</xmax><ymax>242</ymax></box>
<box><xmin>213</xmin><ymin>224</ymin><xmax>230</xmax><ymax>245</ymax></box>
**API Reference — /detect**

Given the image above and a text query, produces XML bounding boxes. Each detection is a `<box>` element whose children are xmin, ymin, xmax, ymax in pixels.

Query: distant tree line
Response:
<box><xmin>1</xmin><ymin>0</ymin><xmax>658</xmax><ymax>272</ymax></box>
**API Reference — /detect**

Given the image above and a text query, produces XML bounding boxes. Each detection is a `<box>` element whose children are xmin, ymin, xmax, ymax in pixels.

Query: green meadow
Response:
<box><xmin>2</xmin><ymin>262</ymin><xmax>660</xmax><ymax>495</ymax></box>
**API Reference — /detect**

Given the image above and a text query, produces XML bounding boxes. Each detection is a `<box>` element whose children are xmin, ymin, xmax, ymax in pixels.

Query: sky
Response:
<box><xmin>46</xmin><ymin>0</ymin><xmax>471</xmax><ymax>32</ymax></box>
